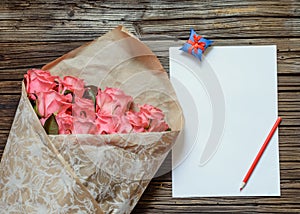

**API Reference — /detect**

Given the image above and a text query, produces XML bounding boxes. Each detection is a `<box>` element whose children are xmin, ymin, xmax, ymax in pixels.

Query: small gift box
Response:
<box><xmin>0</xmin><ymin>26</ymin><xmax>183</xmax><ymax>213</ymax></box>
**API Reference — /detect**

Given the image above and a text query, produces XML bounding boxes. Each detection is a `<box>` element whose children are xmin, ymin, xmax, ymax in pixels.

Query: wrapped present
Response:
<box><xmin>0</xmin><ymin>26</ymin><xmax>183</xmax><ymax>213</ymax></box>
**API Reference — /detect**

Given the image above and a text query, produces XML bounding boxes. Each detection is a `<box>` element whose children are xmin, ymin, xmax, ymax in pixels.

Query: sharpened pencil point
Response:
<box><xmin>240</xmin><ymin>182</ymin><xmax>246</xmax><ymax>191</ymax></box>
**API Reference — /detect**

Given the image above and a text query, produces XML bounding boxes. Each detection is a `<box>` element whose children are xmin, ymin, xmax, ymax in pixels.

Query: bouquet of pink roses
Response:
<box><xmin>25</xmin><ymin>69</ymin><xmax>170</xmax><ymax>135</ymax></box>
<box><xmin>0</xmin><ymin>26</ymin><xmax>183</xmax><ymax>214</ymax></box>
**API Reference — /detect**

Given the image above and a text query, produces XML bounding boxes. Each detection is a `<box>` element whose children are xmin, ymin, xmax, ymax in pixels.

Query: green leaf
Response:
<box><xmin>44</xmin><ymin>114</ymin><xmax>59</xmax><ymax>135</ymax></box>
<box><xmin>64</xmin><ymin>89</ymin><xmax>73</xmax><ymax>96</ymax></box>
<box><xmin>33</xmin><ymin>100</ymin><xmax>42</xmax><ymax>118</ymax></box>
<box><xmin>83</xmin><ymin>85</ymin><xmax>98</xmax><ymax>107</ymax></box>
<box><xmin>85</xmin><ymin>85</ymin><xmax>98</xmax><ymax>96</ymax></box>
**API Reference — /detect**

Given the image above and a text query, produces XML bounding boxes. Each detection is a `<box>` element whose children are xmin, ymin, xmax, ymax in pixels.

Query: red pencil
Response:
<box><xmin>240</xmin><ymin>117</ymin><xmax>282</xmax><ymax>191</ymax></box>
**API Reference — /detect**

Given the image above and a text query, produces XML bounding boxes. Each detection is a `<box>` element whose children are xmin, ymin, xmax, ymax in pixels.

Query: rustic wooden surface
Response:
<box><xmin>1</xmin><ymin>0</ymin><xmax>300</xmax><ymax>213</ymax></box>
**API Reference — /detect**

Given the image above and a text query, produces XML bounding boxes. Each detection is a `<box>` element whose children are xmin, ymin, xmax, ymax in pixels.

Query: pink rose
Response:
<box><xmin>95</xmin><ymin>89</ymin><xmax>112</xmax><ymax>115</ymax></box>
<box><xmin>59</xmin><ymin>76</ymin><xmax>85</xmax><ymax>97</ymax></box>
<box><xmin>139</xmin><ymin>104</ymin><xmax>169</xmax><ymax>132</ymax></box>
<box><xmin>56</xmin><ymin>112</ymin><xmax>73</xmax><ymax>134</ymax></box>
<box><xmin>96</xmin><ymin>87</ymin><xmax>133</xmax><ymax>116</ymax></box>
<box><xmin>73</xmin><ymin>117</ymin><xmax>98</xmax><ymax>134</ymax></box>
<box><xmin>116</xmin><ymin>115</ymin><xmax>133</xmax><ymax>133</ymax></box>
<box><xmin>125</xmin><ymin>111</ymin><xmax>146</xmax><ymax>132</ymax></box>
<box><xmin>72</xmin><ymin>97</ymin><xmax>96</xmax><ymax>121</ymax></box>
<box><xmin>139</xmin><ymin>104</ymin><xmax>165</xmax><ymax>120</ymax></box>
<box><xmin>95</xmin><ymin>114</ymin><xmax>132</xmax><ymax>134</ymax></box>
<box><xmin>95</xmin><ymin>114</ymin><xmax>118</xmax><ymax>134</ymax></box>
<box><xmin>24</xmin><ymin>69</ymin><xmax>58</xmax><ymax>100</ymax></box>
<box><xmin>126</xmin><ymin>104</ymin><xmax>169</xmax><ymax>132</ymax></box>
<box><xmin>36</xmin><ymin>90</ymin><xmax>72</xmax><ymax>119</ymax></box>
<box><xmin>56</xmin><ymin>112</ymin><xmax>98</xmax><ymax>135</ymax></box>
<box><xmin>147</xmin><ymin>118</ymin><xmax>169</xmax><ymax>132</ymax></box>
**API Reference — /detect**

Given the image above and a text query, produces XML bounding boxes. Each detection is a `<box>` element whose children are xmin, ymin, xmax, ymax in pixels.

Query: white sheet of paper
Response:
<box><xmin>170</xmin><ymin>46</ymin><xmax>280</xmax><ymax>197</ymax></box>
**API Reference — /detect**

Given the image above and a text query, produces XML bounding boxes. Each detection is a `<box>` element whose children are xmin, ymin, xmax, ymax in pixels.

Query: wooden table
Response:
<box><xmin>1</xmin><ymin>0</ymin><xmax>299</xmax><ymax>213</ymax></box>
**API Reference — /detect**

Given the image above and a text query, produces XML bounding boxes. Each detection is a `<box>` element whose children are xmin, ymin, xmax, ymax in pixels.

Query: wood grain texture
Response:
<box><xmin>0</xmin><ymin>0</ymin><xmax>299</xmax><ymax>213</ymax></box>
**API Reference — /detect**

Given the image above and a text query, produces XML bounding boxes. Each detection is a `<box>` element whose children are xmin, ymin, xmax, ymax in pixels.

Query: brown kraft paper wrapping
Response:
<box><xmin>0</xmin><ymin>26</ymin><xmax>183</xmax><ymax>213</ymax></box>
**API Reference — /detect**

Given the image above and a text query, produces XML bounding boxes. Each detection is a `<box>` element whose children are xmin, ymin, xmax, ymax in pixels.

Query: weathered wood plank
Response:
<box><xmin>1</xmin><ymin>1</ymin><xmax>299</xmax><ymax>23</ymax></box>
<box><xmin>131</xmin><ymin>181</ymin><xmax>300</xmax><ymax>213</ymax></box>
<box><xmin>137</xmin><ymin>181</ymin><xmax>300</xmax><ymax>200</ymax></box>
<box><xmin>133</xmin><ymin>207</ymin><xmax>300</xmax><ymax>214</ymax></box>
<box><xmin>0</xmin><ymin>0</ymin><xmax>300</xmax><ymax>42</ymax></box>
<box><xmin>0</xmin><ymin>17</ymin><xmax>299</xmax><ymax>42</ymax></box>
<box><xmin>140</xmin><ymin>17</ymin><xmax>300</xmax><ymax>37</ymax></box>
<box><xmin>1</xmin><ymin>0</ymin><xmax>299</xmax><ymax>19</ymax></box>
<box><xmin>136</xmin><ymin>187</ymin><xmax>300</xmax><ymax>205</ymax></box>
<box><xmin>0</xmin><ymin>81</ymin><xmax>21</xmax><ymax>94</ymax></box>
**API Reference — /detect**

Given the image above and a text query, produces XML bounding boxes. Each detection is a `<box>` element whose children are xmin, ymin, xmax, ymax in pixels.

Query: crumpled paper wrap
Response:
<box><xmin>0</xmin><ymin>26</ymin><xmax>183</xmax><ymax>213</ymax></box>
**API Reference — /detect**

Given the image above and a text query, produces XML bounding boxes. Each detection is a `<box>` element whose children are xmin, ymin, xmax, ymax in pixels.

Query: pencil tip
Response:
<box><xmin>240</xmin><ymin>182</ymin><xmax>246</xmax><ymax>191</ymax></box>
